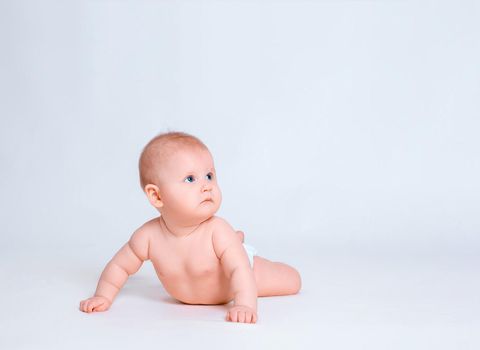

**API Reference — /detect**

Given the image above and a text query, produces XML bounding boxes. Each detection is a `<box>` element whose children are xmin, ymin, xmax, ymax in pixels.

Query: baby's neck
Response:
<box><xmin>159</xmin><ymin>215</ymin><xmax>203</xmax><ymax>238</ymax></box>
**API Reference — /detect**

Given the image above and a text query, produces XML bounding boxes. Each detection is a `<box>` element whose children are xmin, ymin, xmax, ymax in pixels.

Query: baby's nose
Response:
<box><xmin>202</xmin><ymin>182</ymin><xmax>212</xmax><ymax>191</ymax></box>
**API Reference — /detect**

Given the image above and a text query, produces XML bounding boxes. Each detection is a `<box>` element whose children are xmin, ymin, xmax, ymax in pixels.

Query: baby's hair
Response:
<box><xmin>138</xmin><ymin>131</ymin><xmax>208</xmax><ymax>190</ymax></box>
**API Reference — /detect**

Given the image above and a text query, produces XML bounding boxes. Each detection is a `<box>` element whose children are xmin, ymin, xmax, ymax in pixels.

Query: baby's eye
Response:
<box><xmin>206</xmin><ymin>172</ymin><xmax>214</xmax><ymax>181</ymax></box>
<box><xmin>184</xmin><ymin>175</ymin><xmax>196</xmax><ymax>183</ymax></box>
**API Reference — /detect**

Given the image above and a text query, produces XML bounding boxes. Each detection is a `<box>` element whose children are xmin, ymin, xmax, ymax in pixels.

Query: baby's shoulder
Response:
<box><xmin>133</xmin><ymin>217</ymin><xmax>159</xmax><ymax>238</ymax></box>
<box><xmin>209</xmin><ymin>215</ymin><xmax>235</xmax><ymax>232</ymax></box>
<box><xmin>128</xmin><ymin>218</ymin><xmax>158</xmax><ymax>260</ymax></box>
<box><xmin>209</xmin><ymin>216</ymin><xmax>237</xmax><ymax>257</ymax></box>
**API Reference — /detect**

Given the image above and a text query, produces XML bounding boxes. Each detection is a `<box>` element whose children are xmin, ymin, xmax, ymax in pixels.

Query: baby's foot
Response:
<box><xmin>236</xmin><ymin>230</ymin><xmax>245</xmax><ymax>243</ymax></box>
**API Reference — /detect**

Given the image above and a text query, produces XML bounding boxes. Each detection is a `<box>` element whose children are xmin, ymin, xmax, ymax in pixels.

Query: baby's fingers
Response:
<box><xmin>92</xmin><ymin>301</ymin><xmax>109</xmax><ymax>312</ymax></box>
<box><xmin>242</xmin><ymin>311</ymin><xmax>256</xmax><ymax>324</ymax></box>
<box><xmin>86</xmin><ymin>300</ymin><xmax>97</xmax><ymax>313</ymax></box>
<box><xmin>226</xmin><ymin>310</ymin><xmax>235</xmax><ymax>322</ymax></box>
<box><xmin>89</xmin><ymin>299</ymin><xmax>107</xmax><ymax>312</ymax></box>
<box><xmin>226</xmin><ymin>310</ymin><xmax>257</xmax><ymax>323</ymax></box>
<box><xmin>79</xmin><ymin>298</ymin><xmax>104</xmax><ymax>313</ymax></box>
<box><xmin>241</xmin><ymin>311</ymin><xmax>257</xmax><ymax>324</ymax></box>
<box><xmin>238</xmin><ymin>311</ymin><xmax>246</xmax><ymax>323</ymax></box>
<box><xmin>228</xmin><ymin>309</ymin><xmax>241</xmax><ymax>322</ymax></box>
<box><xmin>79</xmin><ymin>299</ymin><xmax>92</xmax><ymax>313</ymax></box>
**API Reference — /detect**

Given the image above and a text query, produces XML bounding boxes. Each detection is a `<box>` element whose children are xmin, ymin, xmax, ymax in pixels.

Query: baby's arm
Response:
<box><xmin>79</xmin><ymin>229</ymin><xmax>149</xmax><ymax>313</ymax></box>
<box><xmin>212</xmin><ymin>218</ymin><xmax>258</xmax><ymax>323</ymax></box>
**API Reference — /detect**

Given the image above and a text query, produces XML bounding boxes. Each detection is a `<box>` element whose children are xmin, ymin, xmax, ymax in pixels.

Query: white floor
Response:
<box><xmin>1</xmin><ymin>239</ymin><xmax>478</xmax><ymax>350</ymax></box>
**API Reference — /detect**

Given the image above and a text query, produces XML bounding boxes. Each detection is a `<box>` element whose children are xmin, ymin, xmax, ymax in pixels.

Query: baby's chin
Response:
<box><xmin>196</xmin><ymin>201</ymin><xmax>220</xmax><ymax>219</ymax></box>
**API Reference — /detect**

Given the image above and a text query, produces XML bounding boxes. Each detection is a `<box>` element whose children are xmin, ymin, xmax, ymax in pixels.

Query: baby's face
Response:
<box><xmin>156</xmin><ymin>147</ymin><xmax>222</xmax><ymax>224</ymax></box>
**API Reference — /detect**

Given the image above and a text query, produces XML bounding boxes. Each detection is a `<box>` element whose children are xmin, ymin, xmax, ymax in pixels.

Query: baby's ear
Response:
<box><xmin>144</xmin><ymin>184</ymin><xmax>163</xmax><ymax>208</ymax></box>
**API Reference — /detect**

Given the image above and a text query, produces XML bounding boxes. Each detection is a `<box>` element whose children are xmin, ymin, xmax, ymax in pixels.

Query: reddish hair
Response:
<box><xmin>138</xmin><ymin>131</ymin><xmax>208</xmax><ymax>190</ymax></box>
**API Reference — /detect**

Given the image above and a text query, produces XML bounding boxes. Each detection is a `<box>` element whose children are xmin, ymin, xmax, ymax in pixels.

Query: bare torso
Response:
<box><xmin>142</xmin><ymin>216</ymin><xmax>234</xmax><ymax>305</ymax></box>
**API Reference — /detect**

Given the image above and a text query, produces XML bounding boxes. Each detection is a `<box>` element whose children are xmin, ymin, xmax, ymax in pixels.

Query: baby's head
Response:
<box><xmin>138</xmin><ymin>131</ymin><xmax>222</xmax><ymax>225</ymax></box>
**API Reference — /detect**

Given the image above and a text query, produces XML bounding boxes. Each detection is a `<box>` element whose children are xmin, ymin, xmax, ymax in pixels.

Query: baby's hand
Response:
<box><xmin>226</xmin><ymin>305</ymin><xmax>257</xmax><ymax>324</ymax></box>
<box><xmin>79</xmin><ymin>296</ymin><xmax>112</xmax><ymax>313</ymax></box>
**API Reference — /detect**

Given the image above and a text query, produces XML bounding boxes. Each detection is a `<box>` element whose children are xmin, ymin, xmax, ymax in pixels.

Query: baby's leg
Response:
<box><xmin>252</xmin><ymin>256</ymin><xmax>301</xmax><ymax>297</ymax></box>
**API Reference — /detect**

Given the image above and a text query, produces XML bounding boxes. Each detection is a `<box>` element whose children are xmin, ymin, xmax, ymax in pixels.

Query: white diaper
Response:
<box><xmin>242</xmin><ymin>243</ymin><xmax>257</xmax><ymax>268</ymax></box>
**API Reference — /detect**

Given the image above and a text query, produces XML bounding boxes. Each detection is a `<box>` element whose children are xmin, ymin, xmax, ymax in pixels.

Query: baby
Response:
<box><xmin>79</xmin><ymin>131</ymin><xmax>301</xmax><ymax>323</ymax></box>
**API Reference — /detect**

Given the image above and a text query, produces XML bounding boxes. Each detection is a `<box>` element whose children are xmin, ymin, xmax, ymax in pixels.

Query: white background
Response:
<box><xmin>1</xmin><ymin>0</ymin><xmax>479</xmax><ymax>349</ymax></box>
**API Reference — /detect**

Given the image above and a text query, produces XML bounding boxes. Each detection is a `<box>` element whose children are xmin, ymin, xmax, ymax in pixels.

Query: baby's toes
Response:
<box><xmin>238</xmin><ymin>311</ymin><xmax>246</xmax><ymax>323</ymax></box>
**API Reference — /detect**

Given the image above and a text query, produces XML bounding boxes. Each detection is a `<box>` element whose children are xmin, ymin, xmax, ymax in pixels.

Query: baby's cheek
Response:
<box><xmin>216</xmin><ymin>189</ymin><xmax>222</xmax><ymax>204</ymax></box>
